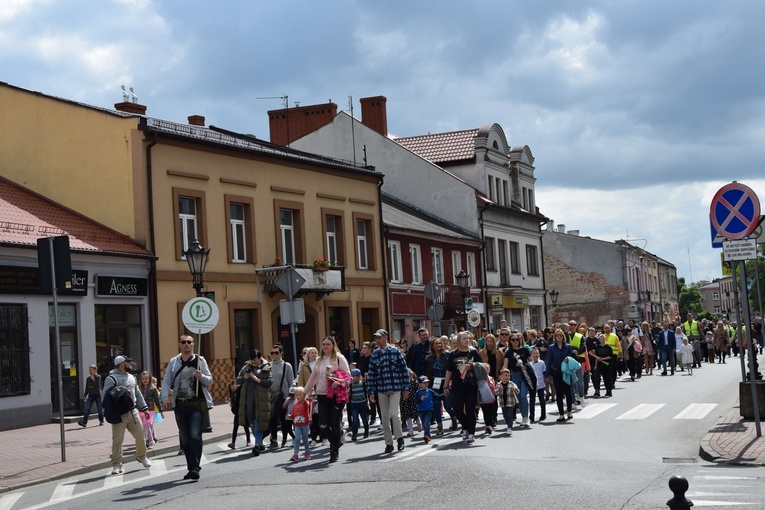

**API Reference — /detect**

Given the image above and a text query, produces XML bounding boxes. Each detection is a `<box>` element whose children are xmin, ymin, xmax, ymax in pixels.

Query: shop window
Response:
<box><xmin>0</xmin><ymin>305</ymin><xmax>30</xmax><ymax>397</ymax></box>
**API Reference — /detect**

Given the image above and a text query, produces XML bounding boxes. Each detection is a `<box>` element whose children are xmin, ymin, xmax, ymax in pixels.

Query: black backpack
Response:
<box><xmin>103</xmin><ymin>375</ymin><xmax>135</xmax><ymax>424</ymax></box>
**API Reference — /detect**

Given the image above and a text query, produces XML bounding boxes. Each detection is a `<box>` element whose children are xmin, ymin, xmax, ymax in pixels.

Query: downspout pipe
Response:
<box><xmin>376</xmin><ymin>175</ymin><xmax>390</xmax><ymax>331</ymax></box>
<box><xmin>479</xmin><ymin>201</ymin><xmax>489</xmax><ymax>331</ymax></box>
<box><xmin>141</xmin><ymin>119</ymin><xmax>161</xmax><ymax>375</ymax></box>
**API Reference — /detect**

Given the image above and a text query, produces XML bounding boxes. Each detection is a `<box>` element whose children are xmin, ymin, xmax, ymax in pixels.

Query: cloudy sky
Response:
<box><xmin>2</xmin><ymin>0</ymin><xmax>764</xmax><ymax>283</ymax></box>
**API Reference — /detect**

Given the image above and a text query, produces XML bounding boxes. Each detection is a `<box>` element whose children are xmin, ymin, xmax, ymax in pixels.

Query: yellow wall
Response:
<box><xmin>0</xmin><ymin>84</ymin><xmax>145</xmax><ymax>242</ymax></box>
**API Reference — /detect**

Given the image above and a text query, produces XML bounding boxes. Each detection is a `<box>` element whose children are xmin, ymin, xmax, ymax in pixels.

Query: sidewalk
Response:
<box><xmin>699</xmin><ymin>404</ymin><xmax>765</xmax><ymax>465</ymax></box>
<box><xmin>0</xmin><ymin>404</ymin><xmax>234</xmax><ymax>493</ymax></box>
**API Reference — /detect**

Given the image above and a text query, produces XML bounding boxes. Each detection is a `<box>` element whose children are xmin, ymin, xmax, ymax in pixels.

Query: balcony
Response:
<box><xmin>433</xmin><ymin>283</ymin><xmax>469</xmax><ymax>320</ymax></box>
<box><xmin>260</xmin><ymin>264</ymin><xmax>345</xmax><ymax>300</ymax></box>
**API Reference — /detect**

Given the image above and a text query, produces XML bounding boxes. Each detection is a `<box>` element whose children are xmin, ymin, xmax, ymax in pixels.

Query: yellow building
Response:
<box><xmin>0</xmin><ymin>83</ymin><xmax>387</xmax><ymax>402</ymax></box>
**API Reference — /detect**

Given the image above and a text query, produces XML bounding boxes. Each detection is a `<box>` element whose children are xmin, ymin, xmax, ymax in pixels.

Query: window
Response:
<box><xmin>280</xmin><ymin>209</ymin><xmax>295</xmax><ymax>265</ymax></box>
<box><xmin>712</xmin><ymin>292</ymin><xmax>720</xmax><ymax>301</ymax></box>
<box><xmin>322</xmin><ymin>209</ymin><xmax>345</xmax><ymax>267</ymax></box>
<box><xmin>485</xmin><ymin>237</ymin><xmax>496</xmax><ymax>271</ymax></box>
<box><xmin>173</xmin><ymin>188</ymin><xmax>206</xmax><ymax>260</ymax></box>
<box><xmin>487</xmin><ymin>176</ymin><xmax>494</xmax><ymax>201</ymax></box>
<box><xmin>274</xmin><ymin>200</ymin><xmax>305</xmax><ymax>266</ymax></box>
<box><xmin>466</xmin><ymin>252</ymin><xmax>476</xmax><ymax>287</ymax></box>
<box><xmin>529</xmin><ymin>305</ymin><xmax>541</xmax><ymax>331</ymax></box>
<box><xmin>388</xmin><ymin>241</ymin><xmax>403</xmax><ymax>283</ymax></box>
<box><xmin>526</xmin><ymin>244</ymin><xmax>539</xmax><ymax>276</ymax></box>
<box><xmin>431</xmin><ymin>247</ymin><xmax>444</xmax><ymax>284</ymax></box>
<box><xmin>0</xmin><ymin>305</ymin><xmax>30</xmax><ymax>396</ymax></box>
<box><xmin>509</xmin><ymin>241</ymin><xmax>520</xmax><ymax>274</ymax></box>
<box><xmin>353</xmin><ymin>213</ymin><xmax>375</xmax><ymax>270</ymax></box>
<box><xmin>498</xmin><ymin>239</ymin><xmax>508</xmax><ymax>285</ymax></box>
<box><xmin>452</xmin><ymin>251</ymin><xmax>462</xmax><ymax>276</ymax></box>
<box><xmin>410</xmin><ymin>244</ymin><xmax>422</xmax><ymax>285</ymax></box>
<box><xmin>225</xmin><ymin>195</ymin><xmax>256</xmax><ymax>264</ymax></box>
<box><xmin>502</xmin><ymin>180</ymin><xmax>509</xmax><ymax>206</ymax></box>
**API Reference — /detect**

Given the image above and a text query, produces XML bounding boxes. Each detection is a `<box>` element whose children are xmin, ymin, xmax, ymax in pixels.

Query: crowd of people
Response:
<box><xmin>221</xmin><ymin>313</ymin><xmax>762</xmax><ymax>465</ymax></box>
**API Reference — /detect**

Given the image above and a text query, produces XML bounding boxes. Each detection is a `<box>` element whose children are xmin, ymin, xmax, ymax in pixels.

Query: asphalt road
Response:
<box><xmin>5</xmin><ymin>358</ymin><xmax>765</xmax><ymax>509</ymax></box>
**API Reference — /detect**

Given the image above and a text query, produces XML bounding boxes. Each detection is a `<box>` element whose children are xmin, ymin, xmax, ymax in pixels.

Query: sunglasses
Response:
<box><xmin>500</xmin><ymin>333</ymin><xmax>509</xmax><ymax>336</ymax></box>
<box><xmin>180</xmin><ymin>340</ymin><xmax>193</xmax><ymax>345</ymax></box>
<box><xmin>271</xmin><ymin>351</ymin><xmax>280</xmax><ymax>355</ymax></box>
<box><xmin>510</xmin><ymin>338</ymin><xmax>520</xmax><ymax>341</ymax></box>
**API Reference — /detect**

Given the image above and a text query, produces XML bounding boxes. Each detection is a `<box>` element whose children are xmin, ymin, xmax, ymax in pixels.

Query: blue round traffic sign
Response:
<box><xmin>709</xmin><ymin>182</ymin><xmax>761</xmax><ymax>240</ymax></box>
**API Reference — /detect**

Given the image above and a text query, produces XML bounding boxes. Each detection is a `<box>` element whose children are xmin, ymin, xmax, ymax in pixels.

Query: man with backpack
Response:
<box><xmin>102</xmin><ymin>355</ymin><xmax>152</xmax><ymax>475</ymax></box>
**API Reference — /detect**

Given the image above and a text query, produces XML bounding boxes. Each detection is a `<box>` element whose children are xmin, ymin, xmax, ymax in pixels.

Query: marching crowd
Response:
<box><xmin>226</xmin><ymin>313</ymin><xmax>763</xmax><ymax>465</ymax></box>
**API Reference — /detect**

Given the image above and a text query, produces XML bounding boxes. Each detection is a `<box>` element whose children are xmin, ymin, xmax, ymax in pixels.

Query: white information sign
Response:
<box><xmin>181</xmin><ymin>297</ymin><xmax>220</xmax><ymax>334</ymax></box>
<box><xmin>467</xmin><ymin>309</ymin><xmax>481</xmax><ymax>328</ymax></box>
<box><xmin>723</xmin><ymin>238</ymin><xmax>757</xmax><ymax>261</ymax></box>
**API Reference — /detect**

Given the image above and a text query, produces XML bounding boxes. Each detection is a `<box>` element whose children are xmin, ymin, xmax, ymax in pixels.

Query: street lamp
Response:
<box><xmin>549</xmin><ymin>290</ymin><xmax>559</xmax><ymax>308</ymax></box>
<box><xmin>455</xmin><ymin>270</ymin><xmax>470</xmax><ymax>329</ymax></box>
<box><xmin>184</xmin><ymin>239</ymin><xmax>210</xmax><ymax>297</ymax></box>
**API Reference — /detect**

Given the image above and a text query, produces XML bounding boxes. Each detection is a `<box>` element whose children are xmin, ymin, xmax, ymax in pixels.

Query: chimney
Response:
<box><xmin>547</xmin><ymin>219</ymin><xmax>555</xmax><ymax>231</ymax></box>
<box><xmin>188</xmin><ymin>115</ymin><xmax>205</xmax><ymax>126</ymax></box>
<box><xmin>114</xmin><ymin>101</ymin><xmax>147</xmax><ymax>115</ymax></box>
<box><xmin>567</xmin><ymin>230</ymin><xmax>580</xmax><ymax>236</ymax></box>
<box><xmin>360</xmin><ymin>96</ymin><xmax>388</xmax><ymax>137</ymax></box>
<box><xmin>268</xmin><ymin>101</ymin><xmax>338</xmax><ymax>146</ymax></box>
<box><xmin>557</xmin><ymin>224</ymin><xmax>566</xmax><ymax>233</ymax></box>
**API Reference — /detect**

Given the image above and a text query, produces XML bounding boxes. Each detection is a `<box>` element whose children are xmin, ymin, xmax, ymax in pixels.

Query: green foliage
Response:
<box><xmin>677</xmin><ymin>277</ymin><xmax>703</xmax><ymax>316</ymax></box>
<box><xmin>744</xmin><ymin>247</ymin><xmax>764</xmax><ymax>316</ymax></box>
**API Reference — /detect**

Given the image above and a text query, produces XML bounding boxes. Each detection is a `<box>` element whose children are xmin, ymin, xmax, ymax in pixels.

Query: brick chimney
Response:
<box><xmin>113</xmin><ymin>101</ymin><xmax>147</xmax><ymax>115</ymax></box>
<box><xmin>360</xmin><ymin>96</ymin><xmax>387</xmax><ymax>137</ymax></box>
<box><xmin>188</xmin><ymin>115</ymin><xmax>205</xmax><ymax>126</ymax></box>
<box><xmin>268</xmin><ymin>101</ymin><xmax>338</xmax><ymax>146</ymax></box>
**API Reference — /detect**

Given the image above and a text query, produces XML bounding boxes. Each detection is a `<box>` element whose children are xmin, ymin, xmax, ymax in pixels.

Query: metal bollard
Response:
<box><xmin>666</xmin><ymin>475</ymin><xmax>693</xmax><ymax>509</ymax></box>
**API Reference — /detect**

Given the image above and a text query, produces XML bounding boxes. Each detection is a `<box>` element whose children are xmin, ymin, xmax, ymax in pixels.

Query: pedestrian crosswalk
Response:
<box><xmin>552</xmin><ymin>402</ymin><xmax>717</xmax><ymax>421</ymax></box>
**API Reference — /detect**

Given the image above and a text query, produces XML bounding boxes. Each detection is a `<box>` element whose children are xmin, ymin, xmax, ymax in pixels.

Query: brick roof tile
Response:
<box><xmin>394</xmin><ymin>129</ymin><xmax>478</xmax><ymax>164</ymax></box>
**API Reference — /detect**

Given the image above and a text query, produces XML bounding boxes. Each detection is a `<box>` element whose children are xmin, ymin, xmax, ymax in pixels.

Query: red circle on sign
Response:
<box><xmin>709</xmin><ymin>182</ymin><xmax>761</xmax><ymax>240</ymax></box>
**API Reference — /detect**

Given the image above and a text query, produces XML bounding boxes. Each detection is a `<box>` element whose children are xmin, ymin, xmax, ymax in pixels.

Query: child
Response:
<box><xmin>282</xmin><ymin>386</ymin><xmax>296</xmax><ymax>447</ymax></box>
<box><xmin>138</xmin><ymin>370</ymin><xmax>163</xmax><ymax>448</ymax></box>
<box><xmin>529</xmin><ymin>348</ymin><xmax>547</xmax><ymax>422</ymax></box>
<box><xmin>706</xmin><ymin>330</ymin><xmax>716</xmax><ymax>365</ymax></box>
<box><xmin>288</xmin><ymin>386</ymin><xmax>312</xmax><ymax>461</ymax></box>
<box><xmin>416</xmin><ymin>376</ymin><xmax>437</xmax><ymax>443</ymax></box>
<box><xmin>400</xmin><ymin>369</ymin><xmax>421</xmax><ymax>436</ymax></box>
<box><xmin>678</xmin><ymin>337</ymin><xmax>694</xmax><ymax>375</ymax></box>
<box><xmin>228</xmin><ymin>379</ymin><xmax>251</xmax><ymax>449</ymax></box>
<box><xmin>78</xmin><ymin>364</ymin><xmax>104</xmax><ymax>427</ymax></box>
<box><xmin>348</xmin><ymin>369</ymin><xmax>369</xmax><ymax>441</ymax></box>
<box><xmin>496</xmin><ymin>368</ymin><xmax>519</xmax><ymax>435</ymax></box>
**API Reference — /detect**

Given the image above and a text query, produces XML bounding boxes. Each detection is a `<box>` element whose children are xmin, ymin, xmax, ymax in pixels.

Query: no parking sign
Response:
<box><xmin>709</xmin><ymin>182</ymin><xmax>761</xmax><ymax>240</ymax></box>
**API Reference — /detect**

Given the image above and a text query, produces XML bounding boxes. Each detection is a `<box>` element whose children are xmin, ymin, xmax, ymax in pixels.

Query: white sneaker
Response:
<box><xmin>507</xmin><ymin>427</ymin><xmax>513</xmax><ymax>436</ymax></box>
<box><xmin>521</xmin><ymin>418</ymin><xmax>530</xmax><ymax>428</ymax></box>
<box><xmin>140</xmin><ymin>457</ymin><xmax>152</xmax><ymax>468</ymax></box>
<box><xmin>111</xmin><ymin>466</ymin><xmax>123</xmax><ymax>475</ymax></box>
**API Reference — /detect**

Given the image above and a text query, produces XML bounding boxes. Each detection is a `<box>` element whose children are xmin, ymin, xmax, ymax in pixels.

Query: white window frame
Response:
<box><xmin>388</xmin><ymin>241</ymin><xmax>403</xmax><ymax>283</ymax></box>
<box><xmin>326</xmin><ymin>215</ymin><xmax>338</xmax><ymax>265</ymax></box>
<box><xmin>452</xmin><ymin>251</ymin><xmax>462</xmax><ymax>277</ymax></box>
<box><xmin>280</xmin><ymin>209</ymin><xmax>295</xmax><ymax>265</ymax></box>
<box><xmin>410</xmin><ymin>244</ymin><xmax>422</xmax><ymax>285</ymax></box>
<box><xmin>178</xmin><ymin>197</ymin><xmax>197</xmax><ymax>259</ymax></box>
<box><xmin>230</xmin><ymin>203</ymin><xmax>246</xmax><ymax>263</ymax></box>
<box><xmin>466</xmin><ymin>252</ymin><xmax>476</xmax><ymax>287</ymax></box>
<box><xmin>357</xmin><ymin>219</ymin><xmax>368</xmax><ymax>269</ymax></box>
<box><xmin>431</xmin><ymin>247</ymin><xmax>444</xmax><ymax>284</ymax></box>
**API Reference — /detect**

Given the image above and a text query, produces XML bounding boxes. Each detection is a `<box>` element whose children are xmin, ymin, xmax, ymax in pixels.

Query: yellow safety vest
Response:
<box><xmin>570</xmin><ymin>332</ymin><xmax>586</xmax><ymax>359</ymax></box>
<box><xmin>684</xmin><ymin>320</ymin><xmax>700</xmax><ymax>338</ymax></box>
<box><xmin>605</xmin><ymin>333</ymin><xmax>621</xmax><ymax>355</ymax></box>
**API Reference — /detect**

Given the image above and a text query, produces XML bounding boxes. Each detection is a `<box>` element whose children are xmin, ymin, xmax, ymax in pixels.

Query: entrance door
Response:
<box><xmin>49</xmin><ymin>304</ymin><xmax>80</xmax><ymax>415</ymax></box>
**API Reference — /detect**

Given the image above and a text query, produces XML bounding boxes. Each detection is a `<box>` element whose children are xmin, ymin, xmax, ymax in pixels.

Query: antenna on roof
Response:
<box><xmin>256</xmin><ymin>94</ymin><xmax>289</xmax><ymax>109</ymax></box>
<box><xmin>348</xmin><ymin>95</ymin><xmax>356</xmax><ymax>165</ymax></box>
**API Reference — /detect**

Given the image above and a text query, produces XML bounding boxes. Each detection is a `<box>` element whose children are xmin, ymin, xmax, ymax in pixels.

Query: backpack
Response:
<box><xmin>103</xmin><ymin>375</ymin><xmax>135</xmax><ymax>424</ymax></box>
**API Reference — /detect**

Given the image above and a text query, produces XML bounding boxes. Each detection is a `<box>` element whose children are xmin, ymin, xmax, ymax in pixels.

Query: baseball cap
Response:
<box><xmin>418</xmin><ymin>375</ymin><xmax>429</xmax><ymax>383</ymax></box>
<box><xmin>373</xmin><ymin>329</ymin><xmax>389</xmax><ymax>337</ymax></box>
<box><xmin>114</xmin><ymin>355</ymin><xmax>132</xmax><ymax>366</ymax></box>
<box><xmin>288</xmin><ymin>387</ymin><xmax>296</xmax><ymax>395</ymax></box>
<box><xmin>351</xmin><ymin>368</ymin><xmax>361</xmax><ymax>376</ymax></box>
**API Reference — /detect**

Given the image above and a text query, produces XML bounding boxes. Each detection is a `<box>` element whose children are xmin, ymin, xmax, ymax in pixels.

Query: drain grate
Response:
<box><xmin>663</xmin><ymin>457</ymin><xmax>698</xmax><ymax>463</ymax></box>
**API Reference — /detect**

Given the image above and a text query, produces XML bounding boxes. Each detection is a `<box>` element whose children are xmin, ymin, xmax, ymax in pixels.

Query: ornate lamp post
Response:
<box><xmin>455</xmin><ymin>270</ymin><xmax>470</xmax><ymax>329</ymax></box>
<box><xmin>549</xmin><ymin>289</ymin><xmax>559</xmax><ymax>308</ymax></box>
<box><xmin>184</xmin><ymin>240</ymin><xmax>210</xmax><ymax>297</ymax></box>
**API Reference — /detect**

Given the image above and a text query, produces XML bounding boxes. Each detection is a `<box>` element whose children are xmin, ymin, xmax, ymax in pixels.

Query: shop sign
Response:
<box><xmin>96</xmin><ymin>275</ymin><xmax>148</xmax><ymax>297</ymax></box>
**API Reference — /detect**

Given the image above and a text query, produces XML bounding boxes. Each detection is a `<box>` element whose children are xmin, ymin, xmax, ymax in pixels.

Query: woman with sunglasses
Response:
<box><xmin>479</xmin><ymin>334</ymin><xmax>504</xmax><ymax>433</ymax></box>
<box><xmin>443</xmin><ymin>331</ymin><xmax>484</xmax><ymax>443</ymax></box>
<box><xmin>546</xmin><ymin>329</ymin><xmax>574</xmax><ymax>421</ymax></box>
<box><xmin>502</xmin><ymin>331</ymin><xmax>534</xmax><ymax>428</ymax></box>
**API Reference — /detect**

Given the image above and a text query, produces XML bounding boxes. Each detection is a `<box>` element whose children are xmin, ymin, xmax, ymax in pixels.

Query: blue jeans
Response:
<box><xmin>511</xmin><ymin>371</ymin><xmax>529</xmax><ymax>419</ymax></box>
<box><xmin>350</xmin><ymin>401</ymin><xmax>369</xmax><ymax>437</ymax></box>
<box><xmin>293</xmin><ymin>425</ymin><xmax>310</xmax><ymax>455</ymax></box>
<box><xmin>249</xmin><ymin>419</ymin><xmax>264</xmax><ymax>446</ymax></box>
<box><xmin>661</xmin><ymin>347</ymin><xmax>675</xmax><ymax>374</ymax></box>
<box><xmin>501</xmin><ymin>406</ymin><xmax>515</xmax><ymax>430</ymax></box>
<box><xmin>174</xmin><ymin>401</ymin><xmax>203</xmax><ymax>472</ymax></box>
<box><xmin>82</xmin><ymin>393</ymin><xmax>103</xmax><ymax>425</ymax></box>
<box><xmin>418</xmin><ymin>411</ymin><xmax>432</xmax><ymax>438</ymax></box>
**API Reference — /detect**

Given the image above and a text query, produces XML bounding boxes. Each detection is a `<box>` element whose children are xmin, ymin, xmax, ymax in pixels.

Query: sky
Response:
<box><xmin>2</xmin><ymin>0</ymin><xmax>764</xmax><ymax>284</ymax></box>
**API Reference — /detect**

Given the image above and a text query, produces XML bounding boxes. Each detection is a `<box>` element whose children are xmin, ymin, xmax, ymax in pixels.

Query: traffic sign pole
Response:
<box><xmin>739</xmin><ymin>263</ymin><xmax>761</xmax><ymax>437</ymax></box>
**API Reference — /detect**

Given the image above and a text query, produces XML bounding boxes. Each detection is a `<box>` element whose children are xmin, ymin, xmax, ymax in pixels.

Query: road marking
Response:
<box><xmin>380</xmin><ymin>445</ymin><xmax>427</xmax><ymax>463</ymax></box>
<box><xmin>694</xmin><ymin>475</ymin><xmax>758</xmax><ymax>480</ymax></box>
<box><xmin>673</xmin><ymin>403</ymin><xmax>717</xmax><ymax>420</ymax></box>
<box><xmin>49</xmin><ymin>481</ymin><xmax>75</xmax><ymax>502</ymax></box>
<box><xmin>102</xmin><ymin>470</ymin><xmax>123</xmax><ymax>489</ymax></box>
<box><xmin>0</xmin><ymin>493</ymin><xmax>24</xmax><ymax>510</ymax></box>
<box><xmin>573</xmin><ymin>403</ymin><xmax>617</xmax><ymax>419</ymax></box>
<box><xmin>615</xmin><ymin>403</ymin><xmax>665</xmax><ymax>420</ymax></box>
<box><xmin>687</xmin><ymin>500</ymin><xmax>755</xmax><ymax>506</ymax></box>
<box><xmin>149</xmin><ymin>458</ymin><xmax>168</xmax><ymax>476</ymax></box>
<box><xmin>399</xmin><ymin>446</ymin><xmax>437</xmax><ymax>462</ymax></box>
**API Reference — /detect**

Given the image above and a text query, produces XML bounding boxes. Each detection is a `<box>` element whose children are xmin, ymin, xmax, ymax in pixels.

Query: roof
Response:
<box><xmin>382</xmin><ymin>193</ymin><xmax>480</xmax><ymax>242</ymax></box>
<box><xmin>394</xmin><ymin>129</ymin><xmax>478</xmax><ymax>164</ymax></box>
<box><xmin>0</xmin><ymin>177</ymin><xmax>153</xmax><ymax>258</ymax></box>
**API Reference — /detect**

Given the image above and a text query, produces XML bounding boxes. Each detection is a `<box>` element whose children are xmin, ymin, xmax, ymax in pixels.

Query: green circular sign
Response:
<box><xmin>181</xmin><ymin>297</ymin><xmax>219</xmax><ymax>334</ymax></box>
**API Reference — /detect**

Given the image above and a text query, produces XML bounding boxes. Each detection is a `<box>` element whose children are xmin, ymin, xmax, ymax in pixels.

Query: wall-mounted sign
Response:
<box><xmin>96</xmin><ymin>275</ymin><xmax>148</xmax><ymax>297</ymax></box>
<box><xmin>0</xmin><ymin>265</ymin><xmax>87</xmax><ymax>295</ymax></box>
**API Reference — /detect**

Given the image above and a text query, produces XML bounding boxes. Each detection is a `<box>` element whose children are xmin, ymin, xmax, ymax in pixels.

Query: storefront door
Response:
<box><xmin>49</xmin><ymin>304</ymin><xmax>80</xmax><ymax>415</ymax></box>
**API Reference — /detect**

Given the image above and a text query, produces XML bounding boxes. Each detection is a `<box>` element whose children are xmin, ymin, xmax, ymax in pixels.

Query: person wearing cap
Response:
<box><xmin>161</xmin><ymin>335</ymin><xmax>214</xmax><ymax>480</ymax></box>
<box><xmin>348</xmin><ymin>368</ymin><xmax>369</xmax><ymax>441</ymax></box>
<box><xmin>415</xmin><ymin>375</ymin><xmax>436</xmax><ymax>443</ymax></box>
<box><xmin>367</xmin><ymin>328</ymin><xmax>410</xmax><ymax>453</ymax></box>
<box><xmin>102</xmin><ymin>354</ymin><xmax>152</xmax><ymax>475</ymax></box>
